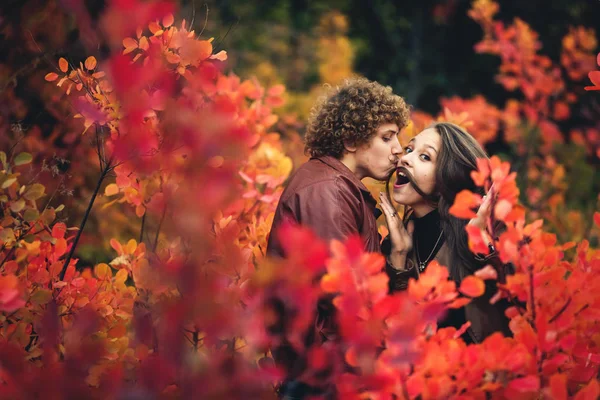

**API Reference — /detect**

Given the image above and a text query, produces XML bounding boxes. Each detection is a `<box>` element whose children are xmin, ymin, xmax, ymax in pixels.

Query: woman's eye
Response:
<box><xmin>382</xmin><ymin>137</ymin><xmax>391</xmax><ymax>142</ymax></box>
<box><xmin>420</xmin><ymin>154</ymin><xmax>430</xmax><ymax>161</ymax></box>
<box><xmin>404</xmin><ymin>147</ymin><xmax>413</xmax><ymax>153</ymax></box>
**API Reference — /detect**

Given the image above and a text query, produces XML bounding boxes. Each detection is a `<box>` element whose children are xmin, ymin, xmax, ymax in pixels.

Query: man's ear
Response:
<box><xmin>343</xmin><ymin>140</ymin><xmax>357</xmax><ymax>153</ymax></box>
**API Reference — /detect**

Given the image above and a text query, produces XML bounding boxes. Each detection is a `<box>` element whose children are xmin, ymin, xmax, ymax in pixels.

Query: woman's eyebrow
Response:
<box><xmin>424</xmin><ymin>144</ymin><xmax>438</xmax><ymax>154</ymax></box>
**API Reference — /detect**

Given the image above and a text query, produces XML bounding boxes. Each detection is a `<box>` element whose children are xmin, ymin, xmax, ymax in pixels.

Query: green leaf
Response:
<box><xmin>14</xmin><ymin>152</ymin><xmax>33</xmax><ymax>166</ymax></box>
<box><xmin>30</xmin><ymin>289</ymin><xmax>53</xmax><ymax>306</ymax></box>
<box><xmin>10</xmin><ymin>199</ymin><xmax>25</xmax><ymax>212</ymax></box>
<box><xmin>24</xmin><ymin>184</ymin><xmax>45</xmax><ymax>201</ymax></box>
<box><xmin>55</xmin><ymin>204</ymin><xmax>65</xmax><ymax>212</ymax></box>
<box><xmin>23</xmin><ymin>208</ymin><xmax>40</xmax><ymax>222</ymax></box>
<box><xmin>0</xmin><ymin>151</ymin><xmax>6</xmax><ymax>169</ymax></box>
<box><xmin>1</xmin><ymin>177</ymin><xmax>17</xmax><ymax>189</ymax></box>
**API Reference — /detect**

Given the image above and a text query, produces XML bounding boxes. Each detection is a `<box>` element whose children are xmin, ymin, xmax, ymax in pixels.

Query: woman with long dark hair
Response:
<box><xmin>379</xmin><ymin>122</ymin><xmax>512</xmax><ymax>344</ymax></box>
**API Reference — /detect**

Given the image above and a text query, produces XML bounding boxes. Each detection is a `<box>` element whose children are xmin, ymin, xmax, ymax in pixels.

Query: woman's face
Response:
<box><xmin>392</xmin><ymin>128</ymin><xmax>440</xmax><ymax>215</ymax></box>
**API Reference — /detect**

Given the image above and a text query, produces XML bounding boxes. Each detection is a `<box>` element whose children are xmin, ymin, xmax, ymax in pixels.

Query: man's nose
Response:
<box><xmin>391</xmin><ymin>136</ymin><xmax>402</xmax><ymax>155</ymax></box>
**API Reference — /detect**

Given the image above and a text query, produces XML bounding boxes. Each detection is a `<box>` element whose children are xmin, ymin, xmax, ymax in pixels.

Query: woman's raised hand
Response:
<box><xmin>379</xmin><ymin>192</ymin><xmax>414</xmax><ymax>270</ymax></box>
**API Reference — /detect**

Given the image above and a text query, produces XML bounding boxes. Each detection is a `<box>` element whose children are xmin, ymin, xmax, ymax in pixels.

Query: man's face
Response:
<box><xmin>353</xmin><ymin>123</ymin><xmax>402</xmax><ymax>181</ymax></box>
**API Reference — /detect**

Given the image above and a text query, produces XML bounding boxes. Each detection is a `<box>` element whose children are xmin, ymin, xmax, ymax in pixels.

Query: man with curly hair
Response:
<box><xmin>266</xmin><ymin>77</ymin><xmax>410</xmax><ymax>398</ymax></box>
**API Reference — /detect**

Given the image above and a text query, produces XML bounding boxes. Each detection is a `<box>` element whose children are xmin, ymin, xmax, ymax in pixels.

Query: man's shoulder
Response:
<box><xmin>283</xmin><ymin>160</ymin><xmax>360</xmax><ymax>199</ymax></box>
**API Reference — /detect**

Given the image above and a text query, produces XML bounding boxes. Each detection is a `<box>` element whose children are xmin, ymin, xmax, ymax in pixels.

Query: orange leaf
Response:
<box><xmin>122</xmin><ymin>38</ymin><xmax>138</xmax><ymax>55</ymax></box>
<box><xmin>54</xmin><ymin>238</ymin><xmax>67</xmax><ymax>258</ymax></box>
<box><xmin>108</xmin><ymin>324</ymin><xmax>127</xmax><ymax>338</ymax></box>
<box><xmin>45</xmin><ymin>72</ymin><xmax>59</xmax><ymax>82</ymax></box>
<box><xmin>459</xmin><ymin>275</ymin><xmax>485</xmax><ymax>298</ymax></box>
<box><xmin>162</xmin><ymin>14</ymin><xmax>174</xmax><ymax>27</ymax></box>
<box><xmin>548</xmin><ymin>374</ymin><xmax>567</xmax><ymax>400</ymax></box>
<box><xmin>105</xmin><ymin>183</ymin><xmax>119</xmax><ymax>196</ymax></box>
<box><xmin>449</xmin><ymin>190</ymin><xmax>480</xmax><ymax>219</ymax></box>
<box><xmin>59</xmin><ymin>57</ymin><xmax>69</xmax><ymax>73</ymax></box>
<box><xmin>84</xmin><ymin>56</ymin><xmax>97</xmax><ymax>70</ymax></box>
<box><xmin>574</xmin><ymin>379</ymin><xmax>599</xmax><ymax>400</ymax></box>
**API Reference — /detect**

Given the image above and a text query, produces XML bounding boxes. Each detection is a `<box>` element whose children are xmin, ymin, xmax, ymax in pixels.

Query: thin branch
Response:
<box><xmin>153</xmin><ymin>204</ymin><xmax>167</xmax><ymax>252</ymax></box>
<box><xmin>58</xmin><ymin>157</ymin><xmax>113</xmax><ymax>281</ymax></box>
<box><xmin>548</xmin><ymin>297</ymin><xmax>572</xmax><ymax>324</ymax></box>
<box><xmin>139</xmin><ymin>212</ymin><xmax>146</xmax><ymax>244</ymax></box>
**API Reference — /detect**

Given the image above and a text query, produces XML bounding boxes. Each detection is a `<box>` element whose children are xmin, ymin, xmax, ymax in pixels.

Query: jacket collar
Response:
<box><xmin>314</xmin><ymin>156</ymin><xmax>379</xmax><ymax>211</ymax></box>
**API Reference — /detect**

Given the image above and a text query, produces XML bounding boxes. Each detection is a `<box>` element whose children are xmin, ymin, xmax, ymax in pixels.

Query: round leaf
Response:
<box><xmin>1</xmin><ymin>177</ymin><xmax>17</xmax><ymax>189</ymax></box>
<box><xmin>14</xmin><ymin>152</ymin><xmax>33</xmax><ymax>166</ymax></box>
<box><xmin>45</xmin><ymin>72</ymin><xmax>59</xmax><ymax>82</ymax></box>
<box><xmin>459</xmin><ymin>275</ymin><xmax>485</xmax><ymax>298</ymax></box>
<box><xmin>59</xmin><ymin>57</ymin><xmax>69</xmax><ymax>73</ymax></box>
<box><xmin>10</xmin><ymin>199</ymin><xmax>25</xmax><ymax>212</ymax></box>
<box><xmin>24</xmin><ymin>184</ymin><xmax>46</xmax><ymax>201</ymax></box>
<box><xmin>84</xmin><ymin>56</ymin><xmax>97</xmax><ymax>70</ymax></box>
<box><xmin>105</xmin><ymin>183</ymin><xmax>119</xmax><ymax>196</ymax></box>
<box><xmin>23</xmin><ymin>208</ymin><xmax>39</xmax><ymax>222</ymax></box>
<box><xmin>30</xmin><ymin>289</ymin><xmax>53</xmax><ymax>306</ymax></box>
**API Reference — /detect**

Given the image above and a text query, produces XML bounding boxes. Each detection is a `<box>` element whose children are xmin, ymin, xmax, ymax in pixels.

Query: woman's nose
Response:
<box><xmin>400</xmin><ymin>153</ymin><xmax>411</xmax><ymax>167</ymax></box>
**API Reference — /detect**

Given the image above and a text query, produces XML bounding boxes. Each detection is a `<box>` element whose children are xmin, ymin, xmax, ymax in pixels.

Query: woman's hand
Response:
<box><xmin>379</xmin><ymin>192</ymin><xmax>414</xmax><ymax>270</ymax></box>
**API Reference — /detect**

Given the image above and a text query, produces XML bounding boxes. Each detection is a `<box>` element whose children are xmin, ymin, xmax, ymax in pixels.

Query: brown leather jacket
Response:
<box><xmin>386</xmin><ymin>240</ymin><xmax>512</xmax><ymax>344</ymax></box>
<box><xmin>267</xmin><ymin>156</ymin><xmax>381</xmax><ymax>258</ymax></box>
<box><xmin>267</xmin><ymin>156</ymin><xmax>382</xmax><ymax>381</ymax></box>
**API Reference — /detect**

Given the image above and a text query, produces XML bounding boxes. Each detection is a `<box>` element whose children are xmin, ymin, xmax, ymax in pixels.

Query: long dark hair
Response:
<box><xmin>387</xmin><ymin>122</ymin><xmax>488</xmax><ymax>282</ymax></box>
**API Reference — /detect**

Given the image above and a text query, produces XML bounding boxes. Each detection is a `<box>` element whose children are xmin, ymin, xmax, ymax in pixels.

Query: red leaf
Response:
<box><xmin>508</xmin><ymin>375</ymin><xmax>540</xmax><ymax>392</ymax></box>
<box><xmin>51</xmin><ymin>222</ymin><xmax>67</xmax><ymax>239</ymax></box>
<box><xmin>594</xmin><ymin>212</ymin><xmax>600</xmax><ymax>228</ymax></box>
<box><xmin>459</xmin><ymin>275</ymin><xmax>485</xmax><ymax>298</ymax></box>
<box><xmin>585</xmin><ymin>71</ymin><xmax>600</xmax><ymax>91</ymax></box>
<box><xmin>465</xmin><ymin>224</ymin><xmax>489</xmax><ymax>254</ymax></box>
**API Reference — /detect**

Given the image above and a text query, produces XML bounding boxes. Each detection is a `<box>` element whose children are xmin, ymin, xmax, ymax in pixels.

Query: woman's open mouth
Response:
<box><xmin>394</xmin><ymin>167</ymin><xmax>411</xmax><ymax>188</ymax></box>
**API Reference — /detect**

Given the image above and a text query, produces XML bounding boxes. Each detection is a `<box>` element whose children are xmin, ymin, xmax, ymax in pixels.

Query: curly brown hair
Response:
<box><xmin>304</xmin><ymin>77</ymin><xmax>410</xmax><ymax>158</ymax></box>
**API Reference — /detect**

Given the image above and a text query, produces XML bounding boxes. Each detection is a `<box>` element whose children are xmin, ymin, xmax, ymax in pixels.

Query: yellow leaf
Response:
<box><xmin>115</xmin><ymin>268</ymin><xmax>128</xmax><ymax>284</ymax></box>
<box><xmin>84</xmin><ymin>56</ymin><xmax>97</xmax><ymax>70</ymax></box>
<box><xmin>125</xmin><ymin>239</ymin><xmax>137</xmax><ymax>254</ymax></box>
<box><xmin>24</xmin><ymin>183</ymin><xmax>45</xmax><ymax>201</ymax></box>
<box><xmin>94</xmin><ymin>263</ymin><xmax>112</xmax><ymax>279</ymax></box>
<box><xmin>105</xmin><ymin>183</ymin><xmax>119</xmax><ymax>196</ymax></box>
<box><xmin>59</xmin><ymin>58</ymin><xmax>69</xmax><ymax>73</ymax></box>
